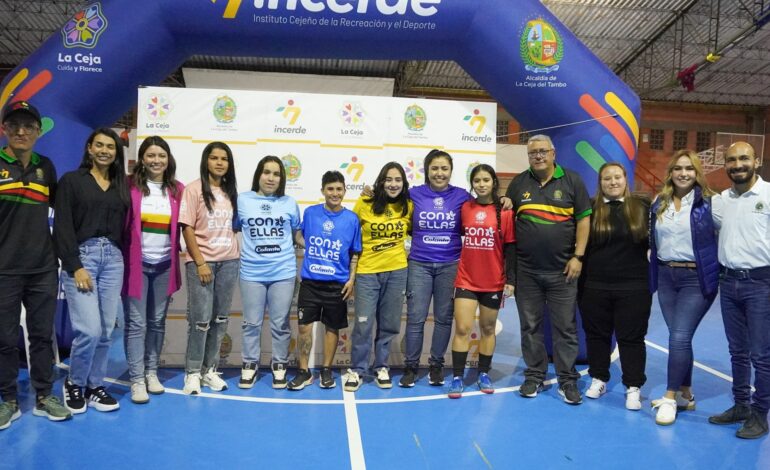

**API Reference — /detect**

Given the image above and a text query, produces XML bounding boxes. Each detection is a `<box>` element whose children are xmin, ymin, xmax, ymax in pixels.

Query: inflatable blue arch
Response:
<box><xmin>1</xmin><ymin>0</ymin><xmax>640</xmax><ymax>188</ymax></box>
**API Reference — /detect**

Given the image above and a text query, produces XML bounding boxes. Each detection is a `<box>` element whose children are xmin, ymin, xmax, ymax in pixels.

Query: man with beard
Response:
<box><xmin>710</xmin><ymin>141</ymin><xmax>770</xmax><ymax>439</ymax></box>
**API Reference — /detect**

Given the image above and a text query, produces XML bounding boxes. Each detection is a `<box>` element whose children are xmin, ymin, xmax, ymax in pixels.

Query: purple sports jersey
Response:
<box><xmin>409</xmin><ymin>184</ymin><xmax>471</xmax><ymax>263</ymax></box>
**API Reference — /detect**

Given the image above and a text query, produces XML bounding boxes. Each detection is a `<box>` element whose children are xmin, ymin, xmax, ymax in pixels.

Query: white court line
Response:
<box><xmin>344</xmin><ymin>390</ymin><xmax>366</xmax><ymax>470</ymax></box>
<box><xmin>644</xmin><ymin>339</ymin><xmax>734</xmax><ymax>382</ymax></box>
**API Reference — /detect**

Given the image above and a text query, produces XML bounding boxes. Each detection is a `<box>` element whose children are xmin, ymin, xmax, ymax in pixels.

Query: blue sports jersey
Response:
<box><xmin>300</xmin><ymin>204</ymin><xmax>362</xmax><ymax>283</ymax></box>
<box><xmin>237</xmin><ymin>191</ymin><xmax>301</xmax><ymax>282</ymax></box>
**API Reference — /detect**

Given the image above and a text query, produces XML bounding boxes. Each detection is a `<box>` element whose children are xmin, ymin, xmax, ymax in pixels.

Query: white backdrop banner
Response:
<box><xmin>137</xmin><ymin>86</ymin><xmax>497</xmax><ymax>369</ymax></box>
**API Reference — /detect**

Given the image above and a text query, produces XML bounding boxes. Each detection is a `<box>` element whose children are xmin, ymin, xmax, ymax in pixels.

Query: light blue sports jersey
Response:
<box><xmin>237</xmin><ymin>191</ymin><xmax>301</xmax><ymax>282</ymax></box>
<box><xmin>300</xmin><ymin>204</ymin><xmax>362</xmax><ymax>283</ymax></box>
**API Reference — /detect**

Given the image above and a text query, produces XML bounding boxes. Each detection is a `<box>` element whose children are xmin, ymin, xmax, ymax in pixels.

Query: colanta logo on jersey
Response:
<box><xmin>461</xmin><ymin>109</ymin><xmax>492</xmax><ymax>143</ymax></box>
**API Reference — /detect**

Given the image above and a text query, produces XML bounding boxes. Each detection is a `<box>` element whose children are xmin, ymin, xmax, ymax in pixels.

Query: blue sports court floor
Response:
<box><xmin>1</xmin><ymin>294</ymin><xmax>768</xmax><ymax>469</ymax></box>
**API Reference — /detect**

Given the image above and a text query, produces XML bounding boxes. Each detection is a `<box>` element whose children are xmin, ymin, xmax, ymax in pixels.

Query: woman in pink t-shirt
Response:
<box><xmin>178</xmin><ymin>142</ymin><xmax>240</xmax><ymax>395</ymax></box>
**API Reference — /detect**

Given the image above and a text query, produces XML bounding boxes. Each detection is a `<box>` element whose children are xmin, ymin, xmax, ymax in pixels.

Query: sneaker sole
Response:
<box><xmin>343</xmin><ymin>383</ymin><xmax>361</xmax><ymax>392</ymax></box>
<box><xmin>87</xmin><ymin>401</ymin><xmax>120</xmax><ymax>412</ymax></box>
<box><xmin>202</xmin><ymin>382</ymin><xmax>228</xmax><ymax>392</ymax></box>
<box><xmin>558</xmin><ymin>389</ymin><xmax>582</xmax><ymax>405</ymax></box>
<box><xmin>519</xmin><ymin>387</ymin><xmax>542</xmax><ymax>398</ymax></box>
<box><xmin>656</xmin><ymin>418</ymin><xmax>675</xmax><ymax>426</ymax></box>
<box><xmin>429</xmin><ymin>379</ymin><xmax>445</xmax><ymax>386</ymax></box>
<box><xmin>376</xmin><ymin>381</ymin><xmax>392</xmax><ymax>389</ymax></box>
<box><xmin>182</xmin><ymin>388</ymin><xmax>200</xmax><ymax>396</ymax></box>
<box><xmin>0</xmin><ymin>409</ymin><xmax>21</xmax><ymax>429</ymax></box>
<box><xmin>288</xmin><ymin>378</ymin><xmax>313</xmax><ymax>391</ymax></box>
<box><xmin>650</xmin><ymin>399</ymin><xmax>695</xmax><ymax>411</ymax></box>
<box><xmin>448</xmin><ymin>391</ymin><xmax>463</xmax><ymax>399</ymax></box>
<box><xmin>32</xmin><ymin>408</ymin><xmax>71</xmax><ymax>421</ymax></box>
<box><xmin>147</xmin><ymin>389</ymin><xmax>165</xmax><ymax>395</ymax></box>
<box><xmin>131</xmin><ymin>396</ymin><xmax>150</xmax><ymax>405</ymax></box>
<box><xmin>398</xmin><ymin>381</ymin><xmax>415</xmax><ymax>388</ymax></box>
<box><xmin>585</xmin><ymin>390</ymin><xmax>605</xmax><ymax>399</ymax></box>
<box><xmin>319</xmin><ymin>381</ymin><xmax>336</xmax><ymax>389</ymax></box>
<box><xmin>238</xmin><ymin>379</ymin><xmax>257</xmax><ymax>389</ymax></box>
<box><xmin>272</xmin><ymin>382</ymin><xmax>288</xmax><ymax>390</ymax></box>
<box><xmin>479</xmin><ymin>386</ymin><xmax>494</xmax><ymax>395</ymax></box>
<box><xmin>65</xmin><ymin>403</ymin><xmax>87</xmax><ymax>414</ymax></box>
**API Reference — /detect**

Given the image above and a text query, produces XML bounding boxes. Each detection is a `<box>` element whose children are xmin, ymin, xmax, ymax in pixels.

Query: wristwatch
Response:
<box><xmin>573</xmin><ymin>253</ymin><xmax>584</xmax><ymax>262</ymax></box>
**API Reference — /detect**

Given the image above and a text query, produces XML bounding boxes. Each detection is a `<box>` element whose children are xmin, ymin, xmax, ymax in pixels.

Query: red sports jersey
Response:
<box><xmin>455</xmin><ymin>200</ymin><xmax>515</xmax><ymax>292</ymax></box>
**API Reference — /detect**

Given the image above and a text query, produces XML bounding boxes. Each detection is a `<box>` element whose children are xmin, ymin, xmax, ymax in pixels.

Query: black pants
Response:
<box><xmin>578</xmin><ymin>287</ymin><xmax>652</xmax><ymax>388</ymax></box>
<box><xmin>0</xmin><ymin>270</ymin><xmax>58</xmax><ymax>401</ymax></box>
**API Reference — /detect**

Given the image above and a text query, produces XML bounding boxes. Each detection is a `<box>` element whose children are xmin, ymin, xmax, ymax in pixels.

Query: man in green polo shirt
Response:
<box><xmin>0</xmin><ymin>101</ymin><xmax>71</xmax><ymax>430</ymax></box>
<box><xmin>505</xmin><ymin>134</ymin><xmax>591</xmax><ymax>405</ymax></box>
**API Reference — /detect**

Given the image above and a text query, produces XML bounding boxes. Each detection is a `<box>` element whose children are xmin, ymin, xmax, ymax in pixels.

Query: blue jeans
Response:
<box><xmin>61</xmin><ymin>237</ymin><xmax>124</xmax><ymax>388</ymax></box>
<box><xmin>720</xmin><ymin>273</ymin><xmax>770</xmax><ymax>413</ymax></box>
<box><xmin>515</xmin><ymin>269</ymin><xmax>579</xmax><ymax>384</ymax></box>
<box><xmin>123</xmin><ymin>261</ymin><xmax>172</xmax><ymax>383</ymax></box>
<box><xmin>657</xmin><ymin>265</ymin><xmax>715</xmax><ymax>391</ymax></box>
<box><xmin>404</xmin><ymin>260</ymin><xmax>457</xmax><ymax>367</ymax></box>
<box><xmin>351</xmin><ymin>268</ymin><xmax>407</xmax><ymax>374</ymax></box>
<box><xmin>184</xmin><ymin>260</ymin><xmax>238</xmax><ymax>374</ymax></box>
<box><xmin>240</xmin><ymin>277</ymin><xmax>296</xmax><ymax>366</ymax></box>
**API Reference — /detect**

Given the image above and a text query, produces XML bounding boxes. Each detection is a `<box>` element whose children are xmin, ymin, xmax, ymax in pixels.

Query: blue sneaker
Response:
<box><xmin>448</xmin><ymin>376</ymin><xmax>463</xmax><ymax>399</ymax></box>
<box><xmin>477</xmin><ymin>373</ymin><xmax>494</xmax><ymax>394</ymax></box>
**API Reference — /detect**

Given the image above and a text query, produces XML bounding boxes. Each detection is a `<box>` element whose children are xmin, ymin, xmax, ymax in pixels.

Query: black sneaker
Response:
<box><xmin>319</xmin><ymin>368</ymin><xmax>336</xmax><ymax>389</ymax></box>
<box><xmin>709</xmin><ymin>404</ymin><xmax>752</xmax><ymax>425</ymax></box>
<box><xmin>519</xmin><ymin>379</ymin><xmax>543</xmax><ymax>398</ymax></box>
<box><xmin>288</xmin><ymin>369</ymin><xmax>313</xmax><ymax>391</ymax></box>
<box><xmin>85</xmin><ymin>386</ymin><xmax>120</xmax><ymax>412</ymax></box>
<box><xmin>558</xmin><ymin>382</ymin><xmax>583</xmax><ymax>405</ymax></box>
<box><xmin>736</xmin><ymin>410</ymin><xmax>769</xmax><ymax>439</ymax></box>
<box><xmin>399</xmin><ymin>367</ymin><xmax>417</xmax><ymax>388</ymax></box>
<box><xmin>62</xmin><ymin>377</ymin><xmax>86</xmax><ymax>414</ymax></box>
<box><xmin>238</xmin><ymin>362</ymin><xmax>258</xmax><ymax>389</ymax></box>
<box><xmin>428</xmin><ymin>364</ymin><xmax>445</xmax><ymax>386</ymax></box>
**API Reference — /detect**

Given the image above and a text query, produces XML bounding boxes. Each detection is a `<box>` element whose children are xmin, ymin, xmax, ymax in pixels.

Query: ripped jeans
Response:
<box><xmin>184</xmin><ymin>260</ymin><xmax>238</xmax><ymax>374</ymax></box>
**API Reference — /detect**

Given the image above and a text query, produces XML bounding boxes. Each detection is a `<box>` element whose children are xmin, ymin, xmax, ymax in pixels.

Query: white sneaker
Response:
<box><xmin>651</xmin><ymin>391</ymin><xmax>696</xmax><ymax>411</ymax></box>
<box><xmin>585</xmin><ymin>378</ymin><xmax>606</xmax><ymax>399</ymax></box>
<box><xmin>625</xmin><ymin>386</ymin><xmax>642</xmax><ymax>411</ymax></box>
<box><xmin>375</xmin><ymin>367</ymin><xmax>392</xmax><ymax>389</ymax></box>
<box><xmin>183</xmin><ymin>373</ymin><xmax>202</xmax><ymax>395</ymax></box>
<box><xmin>653</xmin><ymin>397</ymin><xmax>677</xmax><ymax>425</ymax></box>
<box><xmin>238</xmin><ymin>363</ymin><xmax>258</xmax><ymax>389</ymax></box>
<box><xmin>343</xmin><ymin>369</ymin><xmax>361</xmax><ymax>392</ymax></box>
<box><xmin>272</xmin><ymin>364</ymin><xmax>288</xmax><ymax>389</ymax></box>
<box><xmin>202</xmin><ymin>369</ymin><xmax>228</xmax><ymax>392</ymax></box>
<box><xmin>130</xmin><ymin>382</ymin><xmax>149</xmax><ymax>404</ymax></box>
<box><xmin>145</xmin><ymin>373</ymin><xmax>165</xmax><ymax>395</ymax></box>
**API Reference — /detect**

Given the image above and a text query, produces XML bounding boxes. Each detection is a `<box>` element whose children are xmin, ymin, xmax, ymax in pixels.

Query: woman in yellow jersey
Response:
<box><xmin>343</xmin><ymin>162</ymin><xmax>413</xmax><ymax>392</ymax></box>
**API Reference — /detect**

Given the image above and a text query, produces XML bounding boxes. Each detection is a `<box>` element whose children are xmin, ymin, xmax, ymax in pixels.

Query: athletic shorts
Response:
<box><xmin>454</xmin><ymin>287</ymin><xmax>504</xmax><ymax>310</ymax></box>
<box><xmin>297</xmin><ymin>279</ymin><xmax>348</xmax><ymax>330</ymax></box>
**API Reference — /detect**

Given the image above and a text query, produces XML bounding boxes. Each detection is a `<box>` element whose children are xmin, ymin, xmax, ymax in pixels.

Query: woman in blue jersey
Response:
<box><xmin>399</xmin><ymin>150</ymin><xmax>511</xmax><ymax>388</ymax></box>
<box><xmin>237</xmin><ymin>156</ymin><xmax>301</xmax><ymax>390</ymax></box>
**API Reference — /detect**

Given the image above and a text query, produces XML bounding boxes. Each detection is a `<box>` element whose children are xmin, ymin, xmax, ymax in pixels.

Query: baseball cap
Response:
<box><xmin>2</xmin><ymin>101</ymin><xmax>42</xmax><ymax>126</ymax></box>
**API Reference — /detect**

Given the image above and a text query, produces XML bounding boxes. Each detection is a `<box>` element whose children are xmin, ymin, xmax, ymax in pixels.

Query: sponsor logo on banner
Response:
<box><xmin>213</xmin><ymin>95</ymin><xmax>237</xmax><ymax>123</ymax></box>
<box><xmin>466</xmin><ymin>161</ymin><xmax>481</xmax><ymax>182</ymax></box>
<box><xmin>340</xmin><ymin>156</ymin><xmax>365</xmax><ymax>190</ymax></box>
<box><xmin>62</xmin><ymin>3</ymin><xmax>108</xmax><ymax>48</ymax></box>
<box><xmin>57</xmin><ymin>3</ymin><xmax>107</xmax><ymax>74</ymax></box>
<box><xmin>218</xmin><ymin>0</ymin><xmax>442</xmax><ymax>19</ymax></box>
<box><xmin>461</xmin><ymin>109</ymin><xmax>492</xmax><ymax>143</ymax></box>
<box><xmin>281</xmin><ymin>153</ymin><xmax>302</xmax><ymax>182</ymax></box>
<box><xmin>516</xmin><ymin>19</ymin><xmax>568</xmax><ymax>89</ymax></box>
<box><xmin>403</xmin><ymin>159</ymin><xmax>424</xmax><ymax>183</ymax></box>
<box><xmin>274</xmin><ymin>99</ymin><xmax>307</xmax><ymax>135</ymax></box>
<box><xmin>404</xmin><ymin>104</ymin><xmax>427</xmax><ymax>132</ymax></box>
<box><xmin>143</xmin><ymin>95</ymin><xmax>173</xmax><ymax>129</ymax></box>
<box><xmin>339</xmin><ymin>102</ymin><xmax>365</xmax><ymax>137</ymax></box>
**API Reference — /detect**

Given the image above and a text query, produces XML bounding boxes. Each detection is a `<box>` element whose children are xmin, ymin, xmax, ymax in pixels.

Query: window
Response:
<box><xmin>673</xmin><ymin>130</ymin><xmax>688</xmax><ymax>150</ymax></box>
<box><xmin>696</xmin><ymin>131</ymin><xmax>713</xmax><ymax>152</ymax></box>
<box><xmin>518</xmin><ymin>130</ymin><xmax>529</xmax><ymax>145</ymax></box>
<box><xmin>649</xmin><ymin>129</ymin><xmax>664</xmax><ymax>150</ymax></box>
<box><xmin>496</xmin><ymin>120</ymin><xmax>510</xmax><ymax>143</ymax></box>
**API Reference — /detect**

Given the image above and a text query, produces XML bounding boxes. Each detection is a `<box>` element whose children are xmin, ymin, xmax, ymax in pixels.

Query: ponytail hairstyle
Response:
<box><xmin>592</xmin><ymin>162</ymin><xmax>648</xmax><ymax>243</ymax></box>
<box><xmin>133</xmin><ymin>135</ymin><xmax>179</xmax><ymax>198</ymax></box>
<box><xmin>469</xmin><ymin>163</ymin><xmax>502</xmax><ymax>235</ymax></box>
<box><xmin>199</xmin><ymin>141</ymin><xmax>238</xmax><ymax>215</ymax></box>
<box><xmin>366</xmin><ymin>161</ymin><xmax>410</xmax><ymax>216</ymax></box>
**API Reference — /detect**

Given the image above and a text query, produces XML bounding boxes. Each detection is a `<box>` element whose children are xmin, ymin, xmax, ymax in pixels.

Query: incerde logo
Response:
<box><xmin>463</xmin><ymin>109</ymin><xmax>486</xmax><ymax>134</ymax></box>
<box><xmin>211</xmin><ymin>0</ymin><xmax>243</xmax><ymax>19</ymax></box>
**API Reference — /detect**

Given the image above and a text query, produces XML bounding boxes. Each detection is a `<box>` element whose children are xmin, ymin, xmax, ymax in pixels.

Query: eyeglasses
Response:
<box><xmin>4</xmin><ymin>122</ymin><xmax>40</xmax><ymax>134</ymax></box>
<box><xmin>527</xmin><ymin>149</ymin><xmax>553</xmax><ymax>158</ymax></box>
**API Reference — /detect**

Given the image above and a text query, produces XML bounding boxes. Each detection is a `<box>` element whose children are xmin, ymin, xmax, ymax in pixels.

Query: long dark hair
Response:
<box><xmin>79</xmin><ymin>127</ymin><xmax>129</xmax><ymax>208</ymax></box>
<box><xmin>470</xmin><ymin>163</ymin><xmax>502</xmax><ymax>235</ymax></box>
<box><xmin>592</xmin><ymin>162</ymin><xmax>648</xmax><ymax>243</ymax></box>
<box><xmin>200</xmin><ymin>141</ymin><xmax>237</xmax><ymax>214</ymax></box>
<box><xmin>251</xmin><ymin>155</ymin><xmax>286</xmax><ymax>197</ymax></box>
<box><xmin>132</xmin><ymin>135</ymin><xmax>179</xmax><ymax>198</ymax></box>
<box><xmin>366</xmin><ymin>161</ymin><xmax>410</xmax><ymax>216</ymax></box>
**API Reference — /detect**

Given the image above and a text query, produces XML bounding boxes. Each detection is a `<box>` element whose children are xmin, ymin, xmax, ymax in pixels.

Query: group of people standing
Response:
<box><xmin>0</xmin><ymin>100</ymin><xmax>768</xmax><ymax>441</ymax></box>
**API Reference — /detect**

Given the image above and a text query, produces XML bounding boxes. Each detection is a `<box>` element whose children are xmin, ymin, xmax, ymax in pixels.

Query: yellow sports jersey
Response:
<box><xmin>353</xmin><ymin>196</ymin><xmax>413</xmax><ymax>274</ymax></box>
